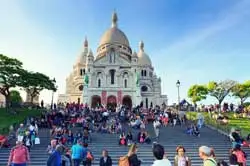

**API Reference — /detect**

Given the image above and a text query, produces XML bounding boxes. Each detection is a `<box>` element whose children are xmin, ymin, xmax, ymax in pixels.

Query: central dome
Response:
<box><xmin>99</xmin><ymin>27</ymin><xmax>130</xmax><ymax>46</ymax></box>
<box><xmin>99</xmin><ymin>12</ymin><xmax>130</xmax><ymax>47</ymax></box>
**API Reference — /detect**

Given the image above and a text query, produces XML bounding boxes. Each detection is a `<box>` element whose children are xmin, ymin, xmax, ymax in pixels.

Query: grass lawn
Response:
<box><xmin>0</xmin><ymin>108</ymin><xmax>42</xmax><ymax>135</ymax></box>
<box><xmin>186</xmin><ymin>111</ymin><xmax>250</xmax><ymax>137</ymax></box>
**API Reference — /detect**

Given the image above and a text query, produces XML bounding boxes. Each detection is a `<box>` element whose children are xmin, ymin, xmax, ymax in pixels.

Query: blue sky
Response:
<box><xmin>0</xmin><ymin>0</ymin><xmax>250</xmax><ymax>105</ymax></box>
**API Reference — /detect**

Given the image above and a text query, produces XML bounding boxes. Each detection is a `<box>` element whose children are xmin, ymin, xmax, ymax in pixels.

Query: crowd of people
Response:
<box><xmin>4</xmin><ymin>102</ymin><xmax>249</xmax><ymax>166</ymax></box>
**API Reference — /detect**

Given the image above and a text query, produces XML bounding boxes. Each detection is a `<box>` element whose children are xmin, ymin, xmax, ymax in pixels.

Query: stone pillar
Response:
<box><xmin>83</xmin><ymin>85</ymin><xmax>89</xmax><ymax>105</ymax></box>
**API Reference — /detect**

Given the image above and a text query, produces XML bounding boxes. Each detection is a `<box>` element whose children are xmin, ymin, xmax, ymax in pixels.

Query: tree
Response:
<box><xmin>0</xmin><ymin>54</ymin><xmax>24</xmax><ymax>107</ymax></box>
<box><xmin>232</xmin><ymin>80</ymin><xmax>250</xmax><ymax>106</ymax></box>
<box><xmin>10</xmin><ymin>90</ymin><xmax>22</xmax><ymax>107</ymax></box>
<box><xmin>207</xmin><ymin>80</ymin><xmax>237</xmax><ymax>110</ymax></box>
<box><xmin>21</xmin><ymin>71</ymin><xmax>57</xmax><ymax>103</ymax></box>
<box><xmin>187</xmin><ymin>84</ymin><xmax>208</xmax><ymax>104</ymax></box>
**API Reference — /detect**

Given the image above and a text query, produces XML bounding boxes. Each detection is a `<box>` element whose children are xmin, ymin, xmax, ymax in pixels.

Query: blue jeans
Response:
<box><xmin>73</xmin><ymin>159</ymin><xmax>81</xmax><ymax>166</ymax></box>
<box><xmin>11</xmin><ymin>163</ymin><xmax>26</xmax><ymax>166</ymax></box>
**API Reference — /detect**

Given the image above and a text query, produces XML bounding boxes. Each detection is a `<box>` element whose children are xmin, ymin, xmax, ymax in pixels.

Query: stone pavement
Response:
<box><xmin>0</xmin><ymin>124</ymin><xmax>249</xmax><ymax>166</ymax></box>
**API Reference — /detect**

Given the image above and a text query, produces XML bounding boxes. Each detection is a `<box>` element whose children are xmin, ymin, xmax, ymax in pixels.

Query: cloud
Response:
<box><xmin>0</xmin><ymin>1</ymin><xmax>72</xmax><ymax>105</ymax></box>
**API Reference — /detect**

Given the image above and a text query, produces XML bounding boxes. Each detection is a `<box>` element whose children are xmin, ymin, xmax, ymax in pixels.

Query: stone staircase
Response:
<box><xmin>0</xmin><ymin>124</ymin><xmax>249</xmax><ymax>166</ymax></box>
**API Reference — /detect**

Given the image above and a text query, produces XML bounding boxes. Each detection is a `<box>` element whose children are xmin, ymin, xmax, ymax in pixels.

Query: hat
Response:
<box><xmin>199</xmin><ymin>146</ymin><xmax>211</xmax><ymax>156</ymax></box>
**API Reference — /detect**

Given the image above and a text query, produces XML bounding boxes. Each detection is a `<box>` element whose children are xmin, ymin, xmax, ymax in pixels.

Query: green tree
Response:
<box><xmin>207</xmin><ymin>80</ymin><xmax>237</xmax><ymax>110</ymax></box>
<box><xmin>21</xmin><ymin>71</ymin><xmax>57</xmax><ymax>103</ymax></box>
<box><xmin>187</xmin><ymin>84</ymin><xmax>208</xmax><ymax>104</ymax></box>
<box><xmin>0</xmin><ymin>54</ymin><xmax>24</xmax><ymax>107</ymax></box>
<box><xmin>10</xmin><ymin>90</ymin><xmax>22</xmax><ymax>106</ymax></box>
<box><xmin>232</xmin><ymin>80</ymin><xmax>250</xmax><ymax>106</ymax></box>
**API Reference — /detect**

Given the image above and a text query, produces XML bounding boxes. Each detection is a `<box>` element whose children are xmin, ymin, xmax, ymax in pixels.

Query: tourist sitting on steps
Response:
<box><xmin>192</xmin><ymin>125</ymin><xmax>200</xmax><ymax>137</ymax></box>
<box><xmin>119</xmin><ymin>132</ymin><xmax>127</xmax><ymax>146</ymax></box>
<box><xmin>126</xmin><ymin>131</ymin><xmax>133</xmax><ymax>146</ymax></box>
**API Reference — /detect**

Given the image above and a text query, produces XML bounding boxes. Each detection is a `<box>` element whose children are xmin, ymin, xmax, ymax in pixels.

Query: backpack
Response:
<box><xmin>86</xmin><ymin>151</ymin><xmax>93</xmax><ymax>161</ymax></box>
<box><xmin>234</xmin><ymin>150</ymin><xmax>246</xmax><ymax>163</ymax></box>
<box><xmin>119</xmin><ymin>156</ymin><xmax>129</xmax><ymax>166</ymax></box>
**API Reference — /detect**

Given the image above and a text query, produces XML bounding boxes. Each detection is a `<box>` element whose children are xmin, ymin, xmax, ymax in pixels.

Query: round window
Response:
<box><xmin>79</xmin><ymin>85</ymin><xmax>83</xmax><ymax>91</ymax></box>
<box><xmin>141</xmin><ymin>86</ymin><xmax>148</xmax><ymax>92</ymax></box>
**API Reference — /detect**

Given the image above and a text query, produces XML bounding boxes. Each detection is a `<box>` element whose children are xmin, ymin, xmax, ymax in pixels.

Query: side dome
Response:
<box><xmin>99</xmin><ymin>11</ymin><xmax>130</xmax><ymax>47</ymax></box>
<box><xmin>137</xmin><ymin>41</ymin><xmax>152</xmax><ymax>66</ymax></box>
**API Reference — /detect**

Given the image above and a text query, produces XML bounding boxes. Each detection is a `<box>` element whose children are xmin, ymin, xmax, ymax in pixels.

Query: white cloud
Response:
<box><xmin>0</xmin><ymin>1</ymin><xmax>73</xmax><ymax>105</ymax></box>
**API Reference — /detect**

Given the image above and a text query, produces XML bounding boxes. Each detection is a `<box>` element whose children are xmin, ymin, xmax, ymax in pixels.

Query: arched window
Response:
<box><xmin>83</xmin><ymin>69</ymin><xmax>85</xmax><ymax>75</ymax></box>
<box><xmin>124</xmin><ymin>79</ymin><xmax>127</xmax><ymax>88</ymax></box>
<box><xmin>144</xmin><ymin>70</ymin><xmax>147</xmax><ymax>76</ymax></box>
<box><xmin>80</xmin><ymin>69</ymin><xmax>83</xmax><ymax>76</ymax></box>
<box><xmin>141</xmin><ymin>70</ymin><xmax>143</xmax><ymax>76</ymax></box>
<box><xmin>146</xmin><ymin>98</ymin><xmax>148</xmax><ymax>109</ymax></box>
<box><xmin>98</xmin><ymin>79</ymin><xmax>101</xmax><ymax>88</ymax></box>
<box><xmin>110</xmin><ymin>69</ymin><xmax>115</xmax><ymax>84</ymax></box>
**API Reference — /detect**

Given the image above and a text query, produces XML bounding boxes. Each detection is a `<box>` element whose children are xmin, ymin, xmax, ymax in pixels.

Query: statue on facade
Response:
<box><xmin>84</xmin><ymin>74</ymin><xmax>89</xmax><ymax>86</ymax></box>
<box><xmin>136</xmin><ymin>72</ymin><xmax>140</xmax><ymax>87</ymax></box>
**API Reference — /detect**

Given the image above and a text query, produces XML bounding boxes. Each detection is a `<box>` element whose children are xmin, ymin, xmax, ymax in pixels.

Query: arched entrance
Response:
<box><xmin>107</xmin><ymin>95</ymin><xmax>117</xmax><ymax>111</ymax></box>
<box><xmin>122</xmin><ymin>95</ymin><xmax>132</xmax><ymax>109</ymax></box>
<box><xmin>91</xmin><ymin>95</ymin><xmax>101</xmax><ymax>108</ymax></box>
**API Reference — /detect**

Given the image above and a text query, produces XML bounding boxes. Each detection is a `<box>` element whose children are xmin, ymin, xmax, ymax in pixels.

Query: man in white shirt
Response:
<box><xmin>152</xmin><ymin>144</ymin><xmax>171</xmax><ymax>166</ymax></box>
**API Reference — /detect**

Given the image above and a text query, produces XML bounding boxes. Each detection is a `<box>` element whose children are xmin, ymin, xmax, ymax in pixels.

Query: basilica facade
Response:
<box><xmin>58</xmin><ymin>12</ymin><xmax>167</xmax><ymax>108</ymax></box>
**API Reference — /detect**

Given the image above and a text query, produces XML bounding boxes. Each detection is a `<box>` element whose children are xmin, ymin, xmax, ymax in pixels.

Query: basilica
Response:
<box><xmin>58</xmin><ymin>12</ymin><xmax>167</xmax><ymax>108</ymax></box>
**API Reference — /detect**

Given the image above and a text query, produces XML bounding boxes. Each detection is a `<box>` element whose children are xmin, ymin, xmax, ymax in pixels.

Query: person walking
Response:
<box><xmin>153</xmin><ymin>119</ymin><xmax>161</xmax><ymax>142</ymax></box>
<box><xmin>8</xmin><ymin>141</ymin><xmax>30</xmax><ymax>166</ymax></box>
<box><xmin>71</xmin><ymin>139</ymin><xmax>84</xmax><ymax>166</ymax></box>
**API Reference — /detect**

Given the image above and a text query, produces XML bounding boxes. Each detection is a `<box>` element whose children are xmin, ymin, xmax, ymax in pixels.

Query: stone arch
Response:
<box><xmin>107</xmin><ymin>95</ymin><xmax>117</xmax><ymax>110</ymax></box>
<box><xmin>122</xmin><ymin>95</ymin><xmax>132</xmax><ymax>108</ymax></box>
<box><xmin>91</xmin><ymin>95</ymin><xmax>101</xmax><ymax>108</ymax></box>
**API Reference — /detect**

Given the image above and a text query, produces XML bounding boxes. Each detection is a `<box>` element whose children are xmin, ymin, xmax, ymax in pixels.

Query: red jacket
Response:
<box><xmin>8</xmin><ymin>145</ymin><xmax>30</xmax><ymax>165</ymax></box>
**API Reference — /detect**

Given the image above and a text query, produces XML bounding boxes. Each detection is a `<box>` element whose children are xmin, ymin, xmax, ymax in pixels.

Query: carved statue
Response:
<box><xmin>136</xmin><ymin>72</ymin><xmax>140</xmax><ymax>87</ymax></box>
<box><xmin>84</xmin><ymin>74</ymin><xmax>89</xmax><ymax>85</ymax></box>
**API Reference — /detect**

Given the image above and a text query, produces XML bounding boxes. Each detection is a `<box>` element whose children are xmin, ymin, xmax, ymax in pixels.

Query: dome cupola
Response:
<box><xmin>98</xmin><ymin>11</ymin><xmax>130</xmax><ymax>47</ymax></box>
<box><xmin>137</xmin><ymin>41</ymin><xmax>152</xmax><ymax>66</ymax></box>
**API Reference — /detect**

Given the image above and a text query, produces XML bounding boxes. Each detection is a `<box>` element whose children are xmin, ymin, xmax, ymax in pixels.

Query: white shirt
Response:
<box><xmin>152</xmin><ymin>159</ymin><xmax>172</xmax><ymax>166</ymax></box>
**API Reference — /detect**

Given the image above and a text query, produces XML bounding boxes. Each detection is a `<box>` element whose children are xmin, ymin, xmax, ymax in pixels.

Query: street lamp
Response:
<box><xmin>51</xmin><ymin>78</ymin><xmax>57</xmax><ymax>110</ymax></box>
<box><xmin>176</xmin><ymin>80</ymin><xmax>180</xmax><ymax>113</ymax></box>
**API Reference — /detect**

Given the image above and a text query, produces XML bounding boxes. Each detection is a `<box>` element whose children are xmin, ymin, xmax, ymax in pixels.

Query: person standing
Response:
<box><xmin>99</xmin><ymin>149</ymin><xmax>112</xmax><ymax>166</ymax></box>
<box><xmin>8</xmin><ymin>141</ymin><xmax>30</xmax><ymax>166</ymax></box>
<box><xmin>198</xmin><ymin>146</ymin><xmax>217</xmax><ymax>166</ymax></box>
<box><xmin>152</xmin><ymin>143</ymin><xmax>171</xmax><ymax>166</ymax></box>
<box><xmin>47</xmin><ymin>145</ymin><xmax>63</xmax><ymax>166</ymax></box>
<box><xmin>16</xmin><ymin>124</ymin><xmax>25</xmax><ymax>142</ymax></box>
<box><xmin>174</xmin><ymin>146</ymin><xmax>191</xmax><ymax>166</ymax></box>
<box><xmin>71</xmin><ymin>139</ymin><xmax>84</xmax><ymax>166</ymax></box>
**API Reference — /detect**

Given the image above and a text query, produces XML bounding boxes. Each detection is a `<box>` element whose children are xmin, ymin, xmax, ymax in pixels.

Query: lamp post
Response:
<box><xmin>51</xmin><ymin>78</ymin><xmax>56</xmax><ymax>110</ymax></box>
<box><xmin>176</xmin><ymin>80</ymin><xmax>180</xmax><ymax>113</ymax></box>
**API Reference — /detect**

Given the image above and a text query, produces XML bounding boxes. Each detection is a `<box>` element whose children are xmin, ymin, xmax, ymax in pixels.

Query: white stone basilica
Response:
<box><xmin>58</xmin><ymin>12</ymin><xmax>167</xmax><ymax>108</ymax></box>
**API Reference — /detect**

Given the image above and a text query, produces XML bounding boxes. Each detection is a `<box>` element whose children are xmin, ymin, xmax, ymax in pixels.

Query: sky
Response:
<box><xmin>0</xmin><ymin>0</ymin><xmax>250</xmax><ymax>106</ymax></box>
